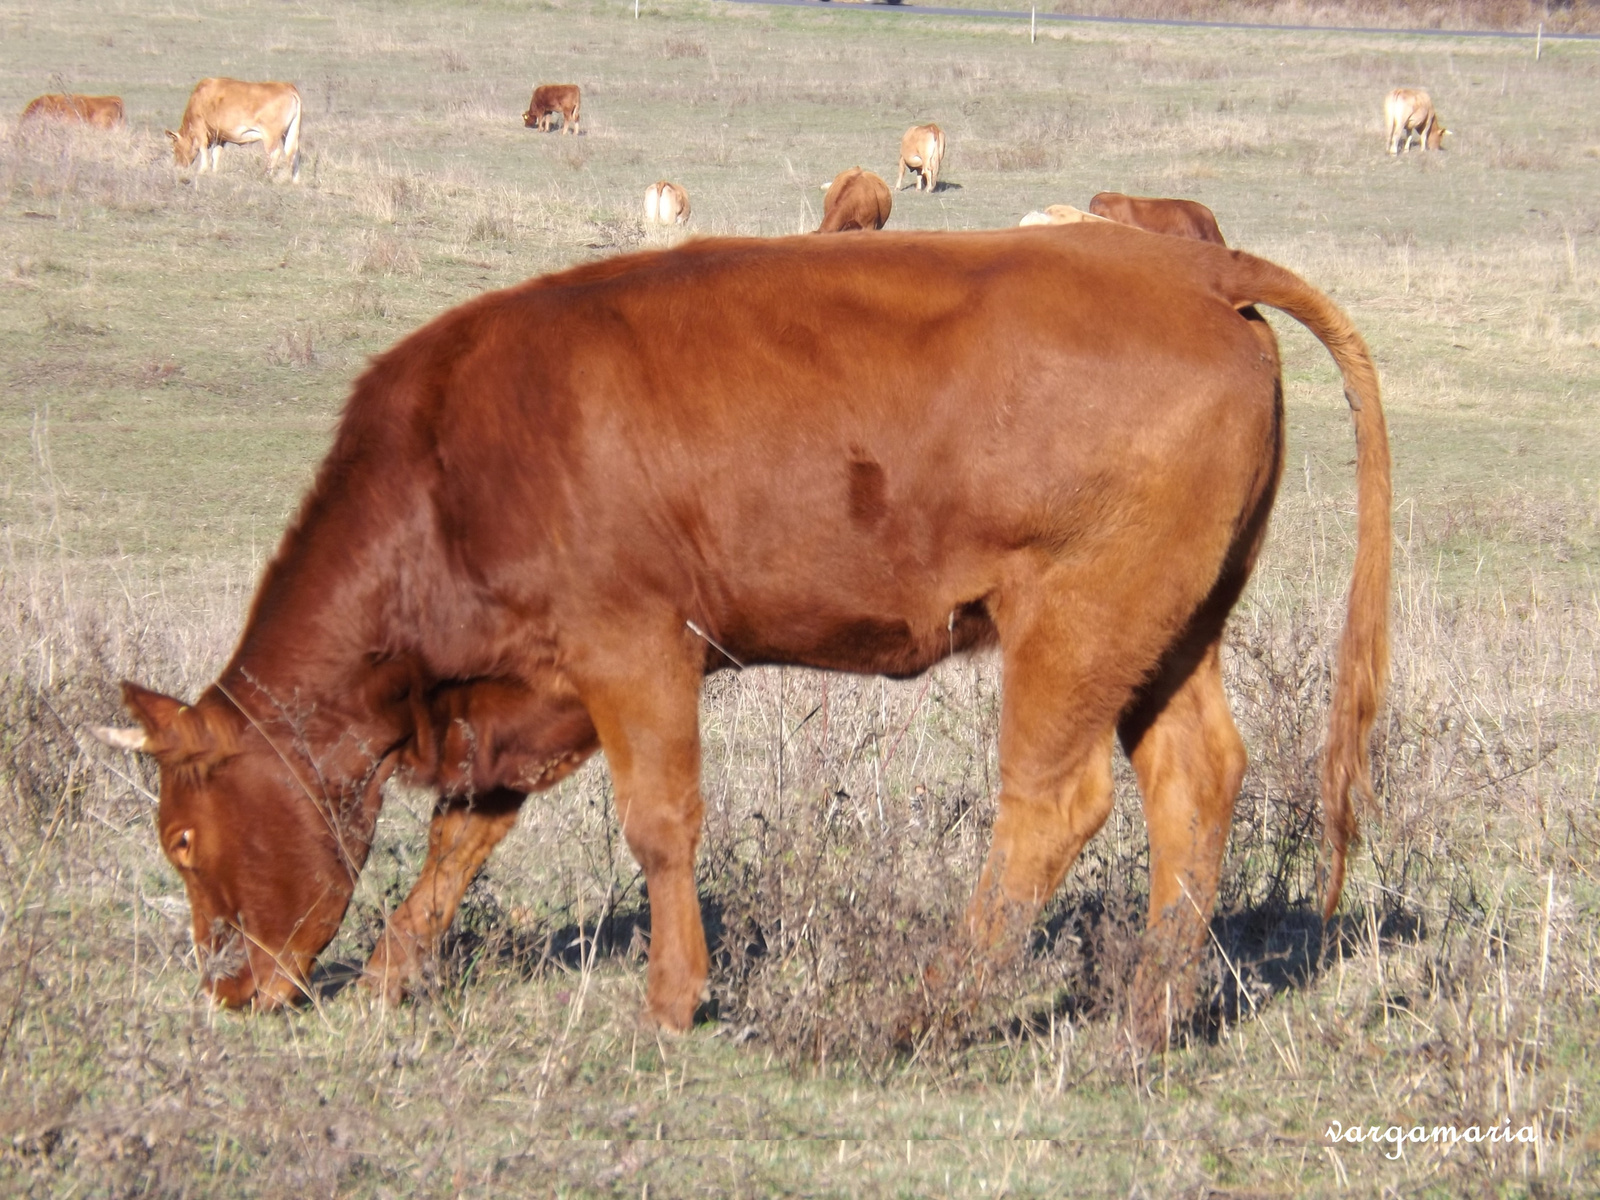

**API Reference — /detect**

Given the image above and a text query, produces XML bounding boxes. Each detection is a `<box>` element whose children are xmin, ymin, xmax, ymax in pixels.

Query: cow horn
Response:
<box><xmin>91</xmin><ymin>725</ymin><xmax>149</xmax><ymax>752</ymax></box>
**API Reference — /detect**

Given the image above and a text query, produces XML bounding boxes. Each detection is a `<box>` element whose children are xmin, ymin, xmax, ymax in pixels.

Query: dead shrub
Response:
<box><xmin>136</xmin><ymin>359</ymin><xmax>182</xmax><ymax>386</ymax></box>
<box><xmin>559</xmin><ymin>141</ymin><xmax>590</xmax><ymax>172</ymax></box>
<box><xmin>265</xmin><ymin>324</ymin><xmax>320</xmax><ymax>367</ymax></box>
<box><xmin>352</xmin><ymin>230</ymin><xmax>420</xmax><ymax>276</ymax></box>
<box><xmin>468</xmin><ymin>206</ymin><xmax>515</xmax><ymax>243</ymax></box>
<box><xmin>660</xmin><ymin>36</ymin><xmax>708</xmax><ymax>59</ymax></box>
<box><xmin>1487</xmin><ymin>138</ymin><xmax>1562</xmax><ymax>172</ymax></box>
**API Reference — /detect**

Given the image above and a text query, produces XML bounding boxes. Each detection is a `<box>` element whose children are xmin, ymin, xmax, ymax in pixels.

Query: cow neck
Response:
<box><xmin>216</xmin><ymin>489</ymin><xmax>422</xmax><ymax>792</ymax></box>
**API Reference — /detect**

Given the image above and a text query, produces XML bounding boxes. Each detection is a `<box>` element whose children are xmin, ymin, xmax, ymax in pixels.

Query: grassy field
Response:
<box><xmin>2</xmin><ymin>0</ymin><xmax>1599</xmax><ymax>1194</ymax></box>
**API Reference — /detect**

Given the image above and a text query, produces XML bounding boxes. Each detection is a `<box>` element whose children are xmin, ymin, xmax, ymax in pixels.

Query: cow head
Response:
<box><xmin>1427</xmin><ymin>123</ymin><xmax>1449</xmax><ymax>150</ymax></box>
<box><xmin>521</xmin><ymin>108</ymin><xmax>538</xmax><ymax>129</ymax></box>
<box><xmin>95</xmin><ymin>682</ymin><xmax>377</xmax><ymax>1008</ymax></box>
<box><xmin>165</xmin><ymin>128</ymin><xmax>199</xmax><ymax>167</ymax></box>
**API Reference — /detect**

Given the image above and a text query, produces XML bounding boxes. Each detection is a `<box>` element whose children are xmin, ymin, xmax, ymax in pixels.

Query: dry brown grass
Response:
<box><xmin>0</xmin><ymin>492</ymin><xmax>1596</xmax><ymax>1190</ymax></box>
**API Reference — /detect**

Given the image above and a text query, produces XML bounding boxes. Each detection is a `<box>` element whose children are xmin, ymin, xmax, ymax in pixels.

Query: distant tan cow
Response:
<box><xmin>644</xmin><ymin>181</ymin><xmax>690</xmax><ymax>226</ymax></box>
<box><xmin>21</xmin><ymin>94</ymin><xmax>125</xmax><ymax>130</ymax></box>
<box><xmin>896</xmin><ymin>123</ymin><xmax>945</xmax><ymax>192</ymax></box>
<box><xmin>167</xmin><ymin>78</ymin><xmax>302</xmax><ymax>181</ymax></box>
<box><xmin>1385</xmin><ymin>88</ymin><xmax>1447</xmax><ymax>154</ymax></box>
<box><xmin>1088</xmin><ymin>193</ymin><xmax>1228</xmax><ymax>245</ymax></box>
<box><xmin>1018</xmin><ymin>205</ymin><xmax>1114</xmax><ymax>227</ymax></box>
<box><xmin>523</xmin><ymin>84</ymin><xmax>581</xmax><ymax>134</ymax></box>
<box><xmin>818</xmin><ymin>168</ymin><xmax>892</xmax><ymax>233</ymax></box>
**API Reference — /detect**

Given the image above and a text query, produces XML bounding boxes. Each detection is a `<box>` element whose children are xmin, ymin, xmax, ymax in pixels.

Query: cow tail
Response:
<box><xmin>1222</xmin><ymin>251</ymin><xmax>1392</xmax><ymax>923</ymax></box>
<box><xmin>284</xmin><ymin>91</ymin><xmax>303</xmax><ymax>183</ymax></box>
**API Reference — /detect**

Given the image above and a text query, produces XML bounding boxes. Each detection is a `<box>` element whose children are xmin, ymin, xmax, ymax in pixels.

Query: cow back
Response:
<box><xmin>1088</xmin><ymin>193</ymin><xmax>1226</xmax><ymax>245</ymax></box>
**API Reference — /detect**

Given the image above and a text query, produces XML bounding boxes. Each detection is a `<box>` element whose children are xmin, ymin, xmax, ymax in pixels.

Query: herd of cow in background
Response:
<box><xmin>19</xmin><ymin>76</ymin><xmax>1448</xmax><ymax>239</ymax></box>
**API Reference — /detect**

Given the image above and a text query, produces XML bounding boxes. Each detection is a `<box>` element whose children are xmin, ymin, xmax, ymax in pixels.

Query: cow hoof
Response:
<box><xmin>362</xmin><ymin>933</ymin><xmax>426</xmax><ymax>1006</ymax></box>
<box><xmin>359</xmin><ymin>963</ymin><xmax>412</xmax><ymax>1008</ymax></box>
<box><xmin>641</xmin><ymin>1002</ymin><xmax>694</xmax><ymax>1035</ymax></box>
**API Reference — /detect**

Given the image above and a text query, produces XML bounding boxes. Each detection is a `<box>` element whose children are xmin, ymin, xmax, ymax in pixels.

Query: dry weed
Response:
<box><xmin>351</xmin><ymin>230</ymin><xmax>421</xmax><ymax>277</ymax></box>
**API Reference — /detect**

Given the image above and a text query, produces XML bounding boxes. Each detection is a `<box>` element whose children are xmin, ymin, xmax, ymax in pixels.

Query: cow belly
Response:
<box><xmin>711</xmin><ymin>593</ymin><xmax>998</xmax><ymax>677</ymax></box>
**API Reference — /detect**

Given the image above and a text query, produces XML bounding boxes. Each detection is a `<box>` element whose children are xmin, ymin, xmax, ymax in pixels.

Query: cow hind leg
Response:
<box><xmin>960</xmin><ymin>591</ymin><xmax>1134</xmax><ymax>981</ymax></box>
<box><xmin>1120</xmin><ymin>640</ymin><xmax>1246</xmax><ymax>1051</ymax></box>
<box><xmin>362</xmin><ymin>787</ymin><xmax>526</xmax><ymax>1004</ymax></box>
<box><xmin>283</xmin><ymin>104</ymin><xmax>302</xmax><ymax>182</ymax></box>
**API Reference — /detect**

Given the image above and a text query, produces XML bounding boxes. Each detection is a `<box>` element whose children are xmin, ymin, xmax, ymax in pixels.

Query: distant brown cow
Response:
<box><xmin>896</xmin><ymin>123</ymin><xmax>945</xmax><ymax>192</ymax></box>
<box><xmin>1385</xmin><ymin>88</ymin><xmax>1447</xmax><ymax>154</ymax></box>
<box><xmin>523</xmin><ymin>84</ymin><xmax>581</xmax><ymax>134</ymax></box>
<box><xmin>1088</xmin><ymin>193</ymin><xmax>1227</xmax><ymax>245</ymax></box>
<box><xmin>644</xmin><ymin>180</ymin><xmax>690</xmax><ymax>226</ymax></box>
<box><xmin>167</xmin><ymin>78</ymin><xmax>302</xmax><ymax>182</ymax></box>
<box><xmin>818</xmin><ymin>167</ymin><xmax>891</xmax><ymax>233</ymax></box>
<box><xmin>95</xmin><ymin>226</ymin><xmax>1389</xmax><ymax>1053</ymax></box>
<box><xmin>21</xmin><ymin>93</ymin><xmax>125</xmax><ymax>130</ymax></box>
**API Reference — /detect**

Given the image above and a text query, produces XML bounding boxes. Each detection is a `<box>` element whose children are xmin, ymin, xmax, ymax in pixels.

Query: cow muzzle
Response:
<box><xmin>197</xmin><ymin>922</ymin><xmax>310</xmax><ymax>1010</ymax></box>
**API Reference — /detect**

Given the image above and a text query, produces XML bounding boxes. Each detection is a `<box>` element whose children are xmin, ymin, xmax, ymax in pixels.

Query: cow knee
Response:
<box><xmin>619</xmin><ymin>797</ymin><xmax>704</xmax><ymax>873</ymax></box>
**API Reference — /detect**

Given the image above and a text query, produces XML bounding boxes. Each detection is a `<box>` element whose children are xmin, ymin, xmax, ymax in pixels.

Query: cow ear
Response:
<box><xmin>92</xmin><ymin>681</ymin><xmax>185</xmax><ymax>757</ymax></box>
<box><xmin>164</xmin><ymin>129</ymin><xmax>178</xmax><ymax>144</ymax></box>
<box><xmin>122</xmin><ymin>681</ymin><xmax>187</xmax><ymax>736</ymax></box>
<box><xmin>119</xmin><ymin>682</ymin><xmax>239</xmax><ymax>770</ymax></box>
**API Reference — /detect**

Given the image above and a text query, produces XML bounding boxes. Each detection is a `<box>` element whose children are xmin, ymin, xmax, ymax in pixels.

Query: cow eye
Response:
<box><xmin>169</xmin><ymin>828</ymin><xmax>195</xmax><ymax>868</ymax></box>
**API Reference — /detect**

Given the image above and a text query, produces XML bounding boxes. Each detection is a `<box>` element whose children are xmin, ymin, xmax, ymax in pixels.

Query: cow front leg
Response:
<box><xmin>363</xmin><ymin>787</ymin><xmax>525</xmax><ymax>1004</ymax></box>
<box><xmin>573</xmin><ymin>631</ymin><xmax>707</xmax><ymax>1031</ymax></box>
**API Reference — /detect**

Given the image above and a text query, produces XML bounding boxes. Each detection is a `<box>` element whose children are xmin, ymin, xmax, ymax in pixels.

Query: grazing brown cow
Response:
<box><xmin>818</xmin><ymin>168</ymin><xmax>892</xmax><ymax>233</ymax></box>
<box><xmin>94</xmin><ymin>227</ymin><xmax>1389</xmax><ymax>1049</ymax></box>
<box><xmin>1018</xmin><ymin>205</ymin><xmax>1114</xmax><ymax>227</ymax></box>
<box><xmin>896</xmin><ymin>123</ymin><xmax>945</xmax><ymax>192</ymax></box>
<box><xmin>1088</xmin><ymin>193</ymin><xmax>1228</xmax><ymax>245</ymax></box>
<box><xmin>523</xmin><ymin>84</ymin><xmax>581</xmax><ymax>134</ymax></box>
<box><xmin>167</xmin><ymin>78</ymin><xmax>302</xmax><ymax>181</ymax></box>
<box><xmin>644</xmin><ymin>180</ymin><xmax>690</xmax><ymax>226</ymax></box>
<box><xmin>20</xmin><ymin>93</ymin><xmax>125</xmax><ymax>129</ymax></box>
<box><xmin>1385</xmin><ymin>88</ymin><xmax>1447</xmax><ymax>154</ymax></box>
